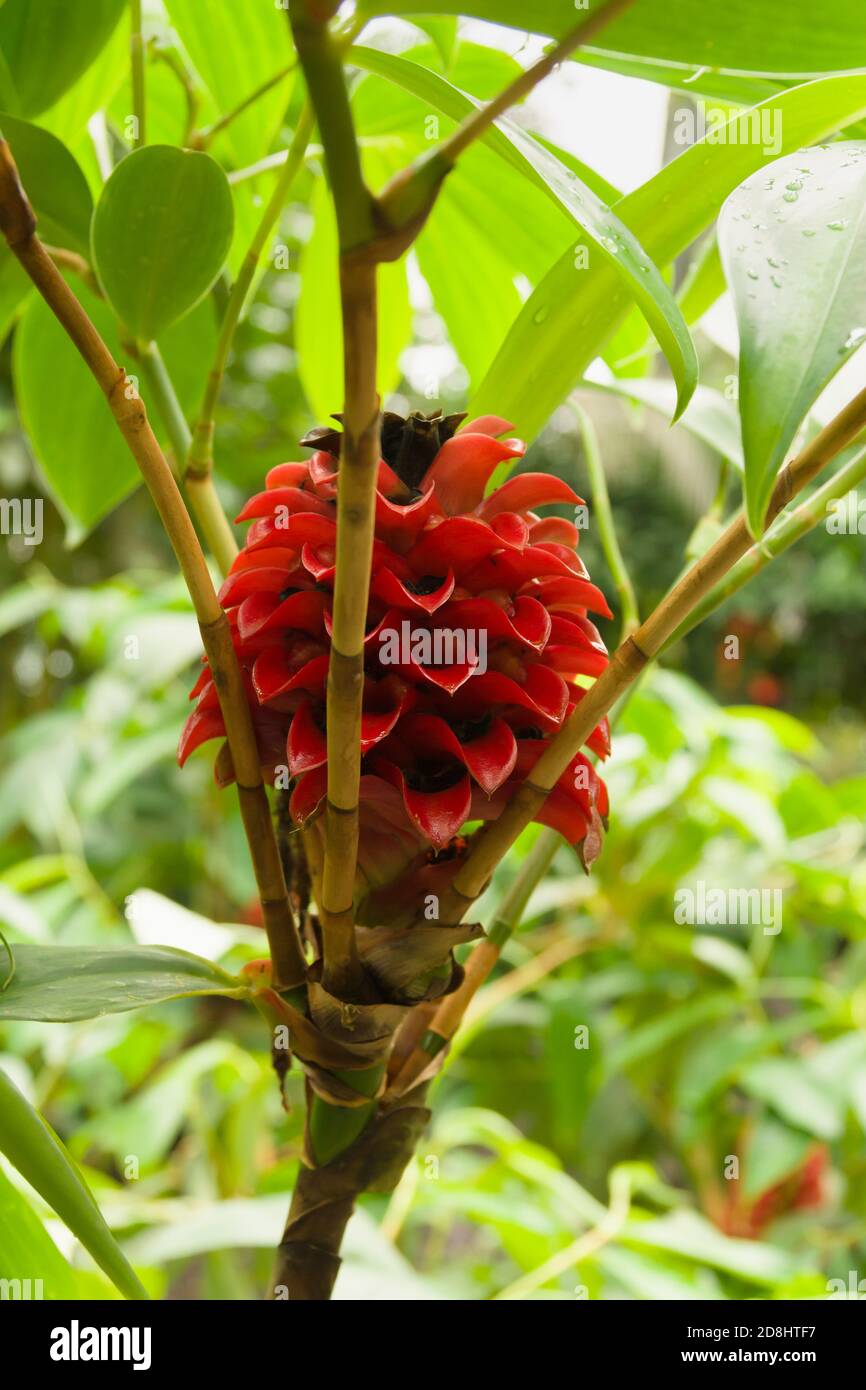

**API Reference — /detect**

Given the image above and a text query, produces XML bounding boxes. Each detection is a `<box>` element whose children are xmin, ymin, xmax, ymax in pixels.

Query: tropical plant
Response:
<box><xmin>1</xmin><ymin>0</ymin><xmax>866</xmax><ymax>1303</ymax></box>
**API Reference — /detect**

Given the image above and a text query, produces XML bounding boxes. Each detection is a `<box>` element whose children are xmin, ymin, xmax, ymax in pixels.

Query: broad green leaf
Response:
<box><xmin>740</xmin><ymin>1058</ymin><xmax>845</xmax><ymax>1139</ymax></box>
<box><xmin>585</xmin><ymin>378</ymin><xmax>743</xmax><ymax>468</ymax></box>
<box><xmin>0</xmin><ymin>114</ymin><xmax>95</xmax><ymax>344</ymax></box>
<box><xmin>352</xmin><ymin>45</ymin><xmax>697</xmax><ymax>417</ymax></box>
<box><xmin>0</xmin><ymin>115</ymin><xmax>92</xmax><ymax>343</ymax></box>
<box><xmin>0</xmin><ymin>113</ymin><xmax>92</xmax><ymax>254</ymax></box>
<box><xmin>0</xmin><ymin>1065</ymin><xmax>147</xmax><ymax>1299</ymax></box>
<box><xmin>0</xmin><ymin>944</ymin><xmax>244</xmax><ymax>1022</ymax></box>
<box><xmin>14</xmin><ymin>285</ymin><xmax>217</xmax><ymax>536</ymax></box>
<box><xmin>0</xmin><ymin>1162</ymin><xmax>80</xmax><ymax>1299</ymax></box>
<box><xmin>0</xmin><ymin>0</ymin><xmax>126</xmax><ymax>117</ymax></box>
<box><xmin>358</xmin><ymin>1</ymin><xmax>866</xmax><ymax>76</ymax></box>
<box><xmin>164</xmin><ymin>0</ymin><xmax>293</xmax><ymax>169</ymax></box>
<box><xmin>742</xmin><ymin>1116</ymin><xmax>814</xmax><ymax>1199</ymax></box>
<box><xmin>92</xmin><ymin>145</ymin><xmax>234</xmax><ymax>343</ymax></box>
<box><xmin>470</xmin><ymin>77</ymin><xmax>866</xmax><ymax>445</ymax></box>
<box><xmin>297</xmin><ymin>151</ymin><xmax>411</xmax><ymax>421</ymax></box>
<box><xmin>719</xmin><ymin>142</ymin><xmax>866</xmax><ymax>534</ymax></box>
<box><xmin>624</xmin><ymin>1209</ymin><xmax>807</xmax><ymax>1285</ymax></box>
<box><xmin>416</xmin><ymin>192</ymin><xmax>521</xmax><ymax>386</ymax></box>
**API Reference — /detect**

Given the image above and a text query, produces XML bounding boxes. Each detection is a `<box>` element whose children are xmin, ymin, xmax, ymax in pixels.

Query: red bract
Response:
<box><xmin>179</xmin><ymin>410</ymin><xmax>612</xmax><ymax>883</ymax></box>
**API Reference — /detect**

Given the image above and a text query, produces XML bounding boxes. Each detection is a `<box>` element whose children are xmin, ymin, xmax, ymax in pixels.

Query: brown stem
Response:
<box><xmin>442</xmin><ymin>380</ymin><xmax>866</xmax><ymax>917</ymax></box>
<box><xmin>0</xmin><ymin>140</ymin><xmax>306</xmax><ymax>989</ymax></box>
<box><xmin>272</xmin><ymin>1091</ymin><xmax>431</xmax><ymax>1300</ymax></box>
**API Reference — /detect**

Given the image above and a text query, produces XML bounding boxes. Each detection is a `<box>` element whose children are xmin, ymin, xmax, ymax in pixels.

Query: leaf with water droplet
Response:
<box><xmin>719</xmin><ymin>140</ymin><xmax>866</xmax><ymax>535</ymax></box>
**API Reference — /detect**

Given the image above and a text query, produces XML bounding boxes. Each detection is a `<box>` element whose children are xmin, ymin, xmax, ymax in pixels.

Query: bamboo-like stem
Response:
<box><xmin>0</xmin><ymin>141</ymin><xmax>305</xmax><ymax>988</ymax></box>
<box><xmin>669</xmin><ymin>443</ymin><xmax>866</xmax><ymax>645</ymax></box>
<box><xmin>42</xmin><ymin>244</ymin><xmax>101</xmax><ymax>297</ymax></box>
<box><xmin>135</xmin><ymin>342</ymin><xmax>239</xmax><ymax>573</ymax></box>
<box><xmin>129</xmin><ymin>0</ymin><xmax>146</xmax><ymax>148</ymax></box>
<box><xmin>573</xmin><ymin>401</ymin><xmax>640</xmax><ymax>638</ymax></box>
<box><xmin>290</xmin><ymin>1</ymin><xmax>379</xmax><ymax>996</ymax></box>
<box><xmin>441</xmin><ymin>380</ymin><xmax>866</xmax><ymax>917</ymax></box>
<box><xmin>388</xmin><ymin>829</ymin><xmax>561</xmax><ymax>1097</ymax></box>
<box><xmin>192</xmin><ymin>64</ymin><xmax>297</xmax><ymax>150</ymax></box>
<box><xmin>186</xmin><ymin>101</ymin><xmax>314</xmax><ymax>485</ymax></box>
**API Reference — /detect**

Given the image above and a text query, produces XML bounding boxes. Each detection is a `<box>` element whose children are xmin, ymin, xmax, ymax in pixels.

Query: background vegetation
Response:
<box><xmin>1</xmin><ymin>0</ymin><xmax>865</xmax><ymax>1299</ymax></box>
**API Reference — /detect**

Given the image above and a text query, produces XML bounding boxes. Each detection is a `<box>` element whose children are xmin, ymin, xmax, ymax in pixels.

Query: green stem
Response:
<box><xmin>668</xmin><ymin>443</ymin><xmax>866</xmax><ymax>646</ymax></box>
<box><xmin>129</xmin><ymin>0</ymin><xmax>146</xmax><ymax>148</ymax></box>
<box><xmin>572</xmin><ymin>401</ymin><xmax>640</xmax><ymax>639</ymax></box>
<box><xmin>137</xmin><ymin>343</ymin><xmax>238</xmax><ymax>575</ymax></box>
<box><xmin>186</xmin><ymin>100</ymin><xmax>314</xmax><ymax>483</ymax></box>
<box><xmin>487</xmin><ymin>829</ymin><xmax>561</xmax><ymax>948</ymax></box>
<box><xmin>193</xmin><ymin>64</ymin><xmax>296</xmax><ymax>150</ymax></box>
<box><xmin>288</xmin><ymin>0</ymin><xmax>375</xmax><ymax>251</ymax></box>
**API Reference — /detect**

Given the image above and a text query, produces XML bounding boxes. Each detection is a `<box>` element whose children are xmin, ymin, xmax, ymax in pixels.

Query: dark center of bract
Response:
<box><xmin>300</xmin><ymin>408</ymin><xmax>467</xmax><ymax>494</ymax></box>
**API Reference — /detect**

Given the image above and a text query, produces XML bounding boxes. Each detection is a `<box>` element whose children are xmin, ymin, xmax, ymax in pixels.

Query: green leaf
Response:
<box><xmin>469</xmin><ymin>77</ymin><xmax>866</xmax><ymax>444</ymax></box>
<box><xmin>0</xmin><ymin>1065</ymin><xmax>147</xmax><ymax>1298</ymax></box>
<box><xmin>719</xmin><ymin>142</ymin><xmax>866</xmax><ymax>535</ymax></box>
<box><xmin>0</xmin><ymin>113</ymin><xmax>93</xmax><ymax>255</ymax></box>
<box><xmin>297</xmin><ymin>151</ymin><xmax>411</xmax><ymax>421</ymax></box>
<box><xmin>0</xmin><ymin>1162</ymin><xmax>80</xmax><ymax>1299</ymax></box>
<box><xmin>0</xmin><ymin>944</ymin><xmax>244</xmax><ymax>1022</ymax></box>
<box><xmin>585</xmin><ymin>377</ymin><xmax>743</xmax><ymax>468</ymax></box>
<box><xmin>742</xmin><ymin>1116</ymin><xmax>813</xmax><ymax>1199</ymax></box>
<box><xmin>91</xmin><ymin>145</ymin><xmax>234</xmax><ymax>343</ymax></box>
<box><xmin>352</xmin><ymin>45</ymin><xmax>697</xmax><ymax>418</ymax></box>
<box><xmin>164</xmin><ymin>0</ymin><xmax>294</xmax><ymax>169</ymax></box>
<box><xmin>358</xmin><ymin>1</ymin><xmax>866</xmax><ymax>76</ymax></box>
<box><xmin>0</xmin><ymin>0</ymin><xmax>126</xmax><ymax>117</ymax></box>
<box><xmin>14</xmin><ymin>286</ymin><xmax>217</xmax><ymax>536</ymax></box>
<box><xmin>740</xmin><ymin>1058</ymin><xmax>845</xmax><ymax>1139</ymax></box>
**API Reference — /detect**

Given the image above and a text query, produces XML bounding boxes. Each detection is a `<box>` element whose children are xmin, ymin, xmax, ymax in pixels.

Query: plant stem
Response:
<box><xmin>192</xmin><ymin>64</ymin><xmax>297</xmax><ymax>150</ymax></box>
<box><xmin>186</xmin><ymin>100</ymin><xmax>314</xmax><ymax>486</ymax></box>
<box><xmin>290</xmin><ymin>0</ymin><xmax>379</xmax><ymax>996</ymax></box>
<box><xmin>440</xmin><ymin>379</ymin><xmax>866</xmax><ymax>918</ymax></box>
<box><xmin>150</xmin><ymin>41</ymin><xmax>199</xmax><ymax>146</ymax></box>
<box><xmin>573</xmin><ymin>401</ymin><xmax>640</xmax><ymax>638</ymax></box>
<box><xmin>433</xmin><ymin>0</ymin><xmax>636</xmax><ymax>168</ymax></box>
<box><xmin>376</xmin><ymin>0</ymin><xmax>637</xmax><ymax>235</ymax></box>
<box><xmin>388</xmin><ymin>829</ymin><xmax>561</xmax><ymax>1097</ymax></box>
<box><xmin>129</xmin><ymin>0</ymin><xmax>146</xmax><ymax>148</ymax></box>
<box><xmin>0</xmin><ymin>140</ymin><xmax>305</xmax><ymax>989</ymax></box>
<box><xmin>135</xmin><ymin>342</ymin><xmax>239</xmax><ymax>575</ymax></box>
<box><xmin>669</xmin><ymin>442</ymin><xmax>866</xmax><ymax>645</ymax></box>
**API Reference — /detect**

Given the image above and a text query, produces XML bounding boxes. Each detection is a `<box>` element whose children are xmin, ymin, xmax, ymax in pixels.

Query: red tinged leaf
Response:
<box><xmin>372</xmin><ymin>566</ymin><xmax>456</xmax><ymax>613</ymax></box>
<box><xmin>374</xmin><ymin>758</ymin><xmax>473</xmax><ymax>848</ymax></box>
<box><xmin>373</xmin><ymin>484</ymin><xmax>442</xmax><ymax>550</ymax></box>
<box><xmin>424</xmin><ymin>432</ymin><xmax>525</xmax><ymax>514</ymax></box>
<box><xmin>235</xmin><ymin>486</ymin><xmax>333</xmax><ymax>522</ymax></box>
<box><xmin>218</xmin><ymin>565</ymin><xmax>297</xmax><ymax>607</ymax></box>
<box><xmin>264</xmin><ymin>461</ymin><xmax>310</xmax><ymax>490</ymax></box>
<box><xmin>237</xmin><ymin>589</ymin><xmax>329</xmax><ymax>642</ymax></box>
<box><xmin>528</xmin><ymin>516</ymin><xmax>581</xmax><ymax>547</ymax></box>
<box><xmin>460</xmin><ymin>414</ymin><xmax>515</xmax><ymax>437</ymax></box>
<box><xmin>437</xmin><ymin>595</ymin><xmax>551</xmax><ymax>653</ymax></box>
<box><xmin>243</xmin><ymin>513</ymin><xmax>336</xmax><ymax>552</ymax></box>
<box><xmin>287</xmin><ymin>698</ymin><xmax>327</xmax><ymax>774</ymax></box>
<box><xmin>479</xmin><ymin>473</ymin><xmax>583</xmax><ymax>519</ymax></box>
<box><xmin>252</xmin><ymin>648</ymin><xmax>329</xmax><ymax>703</ymax></box>
<box><xmin>523</xmin><ymin>574</ymin><xmax>614</xmax><ymax>620</ymax></box>
<box><xmin>178</xmin><ymin>706</ymin><xmax>225</xmax><ymax>766</ymax></box>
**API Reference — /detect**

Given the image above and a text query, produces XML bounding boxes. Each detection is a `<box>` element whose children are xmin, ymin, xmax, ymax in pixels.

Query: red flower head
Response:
<box><xmin>180</xmin><ymin>410</ymin><xmax>612</xmax><ymax>895</ymax></box>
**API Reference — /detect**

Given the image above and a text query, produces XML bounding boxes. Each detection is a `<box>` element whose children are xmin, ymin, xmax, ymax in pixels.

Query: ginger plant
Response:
<box><xmin>2</xmin><ymin>0</ymin><xmax>866</xmax><ymax>1303</ymax></box>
